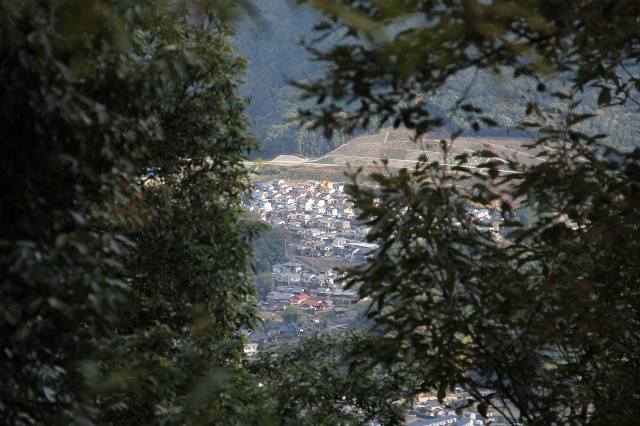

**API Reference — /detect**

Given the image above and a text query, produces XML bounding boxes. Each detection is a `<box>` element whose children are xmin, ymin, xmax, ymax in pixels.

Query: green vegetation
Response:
<box><xmin>1</xmin><ymin>0</ymin><xmax>260</xmax><ymax>423</ymax></box>
<box><xmin>4</xmin><ymin>0</ymin><xmax>640</xmax><ymax>425</ymax></box>
<box><xmin>254</xmin><ymin>272</ymin><xmax>276</xmax><ymax>301</ymax></box>
<box><xmin>236</xmin><ymin>1</ymin><xmax>640</xmax><ymax>159</ymax></box>
<box><xmin>282</xmin><ymin>306</ymin><xmax>304</xmax><ymax>324</ymax></box>
<box><xmin>1</xmin><ymin>1</ymin><xmax>416</xmax><ymax>424</ymax></box>
<box><xmin>248</xmin><ymin>219</ymin><xmax>290</xmax><ymax>273</ymax></box>
<box><xmin>298</xmin><ymin>0</ymin><xmax>640</xmax><ymax>424</ymax></box>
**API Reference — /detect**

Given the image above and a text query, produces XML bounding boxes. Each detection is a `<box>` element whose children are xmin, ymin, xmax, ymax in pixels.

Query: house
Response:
<box><xmin>299</xmin><ymin>299</ymin><xmax>328</xmax><ymax>310</ymax></box>
<box><xmin>333</xmin><ymin>236</ymin><xmax>347</xmax><ymax>245</ymax></box>
<box><xmin>309</xmin><ymin>276</ymin><xmax>324</xmax><ymax>286</ymax></box>
<box><xmin>331</xmin><ymin>288</ymin><xmax>357</xmax><ymax>301</ymax></box>
<box><xmin>300</xmin><ymin>199</ymin><xmax>314</xmax><ymax>211</ymax></box>
<box><xmin>407</xmin><ymin>415</ymin><xmax>457</xmax><ymax>426</ymax></box>
<box><xmin>353</xmin><ymin>225</ymin><xmax>372</xmax><ymax>240</ymax></box>
<box><xmin>317</xmin><ymin>268</ymin><xmax>335</xmax><ymax>283</ymax></box>
<box><xmin>290</xmin><ymin>226</ymin><xmax>306</xmax><ymax>238</ymax></box>
<box><xmin>346</xmin><ymin>242</ymin><xmax>378</xmax><ymax>262</ymax></box>
<box><xmin>450</xmin><ymin>419</ymin><xmax>473</xmax><ymax>426</ymax></box>
<box><xmin>306</xmin><ymin>228</ymin><xmax>324</xmax><ymax>238</ymax></box>
<box><xmin>282</xmin><ymin>262</ymin><xmax>303</xmax><ymax>274</ymax></box>
<box><xmin>290</xmin><ymin>294</ymin><xmax>310</xmax><ymax>305</ymax></box>
<box><xmin>259</xmin><ymin>201</ymin><xmax>272</xmax><ymax>212</ymax></box>
<box><xmin>296</xmin><ymin>245</ymin><xmax>312</xmax><ymax>257</ymax></box>
<box><xmin>421</xmin><ymin>400</ymin><xmax>442</xmax><ymax>414</ymax></box>
<box><xmin>316</xmin><ymin>288</ymin><xmax>330</xmax><ymax>298</ymax></box>
<box><xmin>318</xmin><ymin>268</ymin><xmax>335</xmax><ymax>279</ymax></box>
<box><xmin>335</xmin><ymin>219</ymin><xmax>351</xmax><ymax>230</ymax></box>
<box><xmin>274</xmin><ymin>272</ymin><xmax>300</xmax><ymax>284</ymax></box>
<box><xmin>317</xmin><ymin>244</ymin><xmax>334</xmax><ymax>257</ymax></box>
<box><xmin>300</xmin><ymin>272</ymin><xmax>317</xmax><ymax>283</ymax></box>
<box><xmin>243</xmin><ymin>343</ymin><xmax>258</xmax><ymax>356</ymax></box>
<box><xmin>316</xmin><ymin>218</ymin><xmax>334</xmax><ymax>232</ymax></box>
<box><xmin>266</xmin><ymin>291</ymin><xmax>295</xmax><ymax>304</ymax></box>
<box><xmin>312</xmin><ymin>206</ymin><xmax>326</xmax><ymax>215</ymax></box>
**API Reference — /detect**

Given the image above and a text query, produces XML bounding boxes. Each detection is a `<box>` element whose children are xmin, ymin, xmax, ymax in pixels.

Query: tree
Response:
<box><xmin>246</xmin><ymin>333</ymin><xmax>417</xmax><ymax>426</ymax></box>
<box><xmin>0</xmin><ymin>2</ymin><xmax>421</xmax><ymax>425</ymax></box>
<box><xmin>282</xmin><ymin>306</ymin><xmax>304</xmax><ymax>324</ymax></box>
<box><xmin>92</xmin><ymin>3</ymin><xmax>262</xmax><ymax>424</ymax></box>
<box><xmin>297</xmin><ymin>1</ymin><xmax>640</xmax><ymax>425</ymax></box>
<box><xmin>254</xmin><ymin>272</ymin><xmax>276</xmax><ymax>300</ymax></box>
<box><xmin>0</xmin><ymin>1</ymin><xmax>259</xmax><ymax>424</ymax></box>
<box><xmin>250</xmin><ymin>220</ymin><xmax>291</xmax><ymax>273</ymax></box>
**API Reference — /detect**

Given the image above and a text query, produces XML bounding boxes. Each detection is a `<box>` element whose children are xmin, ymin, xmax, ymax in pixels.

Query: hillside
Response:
<box><xmin>251</xmin><ymin>130</ymin><xmax>548</xmax><ymax>185</ymax></box>
<box><xmin>309</xmin><ymin>130</ymin><xmax>545</xmax><ymax>173</ymax></box>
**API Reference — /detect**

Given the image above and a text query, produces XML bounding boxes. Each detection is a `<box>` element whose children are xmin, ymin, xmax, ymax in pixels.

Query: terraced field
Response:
<box><xmin>310</xmin><ymin>130</ymin><xmax>547</xmax><ymax>173</ymax></box>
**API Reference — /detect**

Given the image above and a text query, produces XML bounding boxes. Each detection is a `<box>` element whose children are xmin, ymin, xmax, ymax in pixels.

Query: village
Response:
<box><xmin>241</xmin><ymin>178</ymin><xmax>513</xmax><ymax>426</ymax></box>
<box><xmin>242</xmin><ymin>178</ymin><xmax>506</xmax><ymax>342</ymax></box>
<box><xmin>245</xmin><ymin>178</ymin><xmax>505</xmax><ymax>261</ymax></box>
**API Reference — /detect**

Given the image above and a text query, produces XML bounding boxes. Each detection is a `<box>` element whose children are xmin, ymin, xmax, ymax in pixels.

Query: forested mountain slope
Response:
<box><xmin>236</xmin><ymin>0</ymin><xmax>640</xmax><ymax>158</ymax></box>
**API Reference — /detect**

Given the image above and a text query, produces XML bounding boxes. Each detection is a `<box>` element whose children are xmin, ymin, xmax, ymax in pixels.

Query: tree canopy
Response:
<box><xmin>0</xmin><ymin>0</ymin><xmax>259</xmax><ymax>423</ymax></box>
<box><xmin>297</xmin><ymin>0</ymin><xmax>640</xmax><ymax>425</ymax></box>
<box><xmin>4</xmin><ymin>0</ymin><xmax>640</xmax><ymax>424</ymax></box>
<box><xmin>0</xmin><ymin>1</ymin><xmax>422</xmax><ymax>425</ymax></box>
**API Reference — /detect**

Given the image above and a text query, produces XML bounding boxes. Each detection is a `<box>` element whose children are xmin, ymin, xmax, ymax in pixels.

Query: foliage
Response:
<box><xmin>254</xmin><ymin>272</ymin><xmax>276</xmax><ymax>301</ymax></box>
<box><xmin>235</xmin><ymin>0</ymin><xmax>640</xmax><ymax>159</ymax></box>
<box><xmin>1</xmin><ymin>2</ymin><xmax>422</xmax><ymax>425</ymax></box>
<box><xmin>246</xmin><ymin>333</ymin><xmax>417</xmax><ymax>426</ymax></box>
<box><xmin>249</xmin><ymin>221</ymin><xmax>291</xmax><ymax>273</ymax></box>
<box><xmin>93</xmin><ymin>3</ymin><xmax>261</xmax><ymax>424</ymax></box>
<box><xmin>282</xmin><ymin>306</ymin><xmax>304</xmax><ymax>324</ymax></box>
<box><xmin>297</xmin><ymin>0</ymin><xmax>640</xmax><ymax>425</ymax></box>
<box><xmin>1</xmin><ymin>0</ymin><xmax>158</xmax><ymax>422</ymax></box>
<box><xmin>0</xmin><ymin>0</ymin><xmax>259</xmax><ymax>424</ymax></box>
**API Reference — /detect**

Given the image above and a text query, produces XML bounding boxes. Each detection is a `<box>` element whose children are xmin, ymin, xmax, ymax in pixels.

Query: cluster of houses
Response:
<box><xmin>245</xmin><ymin>179</ymin><xmax>381</xmax><ymax>261</ymax></box>
<box><xmin>242</xmin><ymin>261</ymin><xmax>359</xmax><ymax>355</ymax></box>
<box><xmin>243</xmin><ymin>321</ymin><xmax>305</xmax><ymax>353</ymax></box>
<box><xmin>262</xmin><ymin>262</ymin><xmax>358</xmax><ymax>312</ymax></box>
<box><xmin>246</xmin><ymin>180</ymin><xmax>508</xmax><ymax>262</ymax></box>
<box><xmin>465</xmin><ymin>206</ymin><xmax>505</xmax><ymax>235</ymax></box>
<box><xmin>406</xmin><ymin>390</ymin><xmax>508</xmax><ymax>426</ymax></box>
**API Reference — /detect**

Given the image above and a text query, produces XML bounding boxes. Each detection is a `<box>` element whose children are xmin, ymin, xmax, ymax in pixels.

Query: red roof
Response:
<box><xmin>290</xmin><ymin>294</ymin><xmax>310</xmax><ymax>304</ymax></box>
<box><xmin>300</xmin><ymin>299</ymin><xmax>327</xmax><ymax>308</ymax></box>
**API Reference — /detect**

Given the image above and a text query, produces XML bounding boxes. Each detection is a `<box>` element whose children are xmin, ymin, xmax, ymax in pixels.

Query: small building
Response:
<box><xmin>282</xmin><ymin>262</ymin><xmax>303</xmax><ymax>274</ymax></box>
<box><xmin>243</xmin><ymin>343</ymin><xmax>258</xmax><ymax>357</ymax></box>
